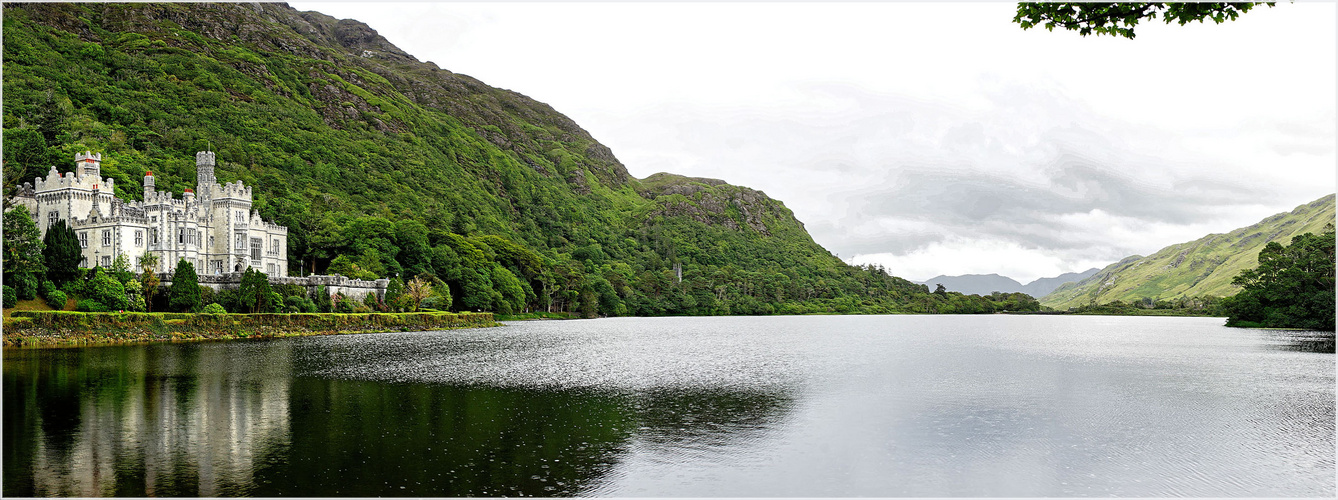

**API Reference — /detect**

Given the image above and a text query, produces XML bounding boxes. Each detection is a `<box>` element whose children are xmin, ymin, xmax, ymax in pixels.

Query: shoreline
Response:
<box><xmin>3</xmin><ymin>310</ymin><xmax>499</xmax><ymax>348</ymax></box>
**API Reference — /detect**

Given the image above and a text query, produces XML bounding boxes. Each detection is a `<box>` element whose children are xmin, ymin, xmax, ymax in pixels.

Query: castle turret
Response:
<box><xmin>196</xmin><ymin>151</ymin><xmax>216</xmax><ymax>188</ymax></box>
<box><xmin>76</xmin><ymin>151</ymin><xmax>101</xmax><ymax>179</ymax></box>
<box><xmin>143</xmin><ymin>171</ymin><xmax>155</xmax><ymax>198</ymax></box>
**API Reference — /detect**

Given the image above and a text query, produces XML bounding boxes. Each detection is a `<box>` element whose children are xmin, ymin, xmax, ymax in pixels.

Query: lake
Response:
<box><xmin>3</xmin><ymin>315</ymin><xmax>1333</xmax><ymax>497</ymax></box>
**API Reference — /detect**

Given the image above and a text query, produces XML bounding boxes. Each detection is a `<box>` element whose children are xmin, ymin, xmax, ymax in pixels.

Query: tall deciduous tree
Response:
<box><xmin>405</xmin><ymin>276</ymin><xmax>432</xmax><ymax>312</ymax></box>
<box><xmin>237</xmin><ymin>267</ymin><xmax>273</xmax><ymax>313</ymax></box>
<box><xmin>4</xmin><ymin>206</ymin><xmax>46</xmax><ymax>300</ymax></box>
<box><xmin>168</xmin><ymin>259</ymin><xmax>201</xmax><ymax>312</ymax></box>
<box><xmin>1014</xmin><ymin>2</ymin><xmax>1274</xmax><ymax>39</ymax></box>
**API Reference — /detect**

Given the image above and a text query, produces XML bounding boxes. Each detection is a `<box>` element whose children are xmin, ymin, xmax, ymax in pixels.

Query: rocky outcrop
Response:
<box><xmin>637</xmin><ymin>173</ymin><xmax>802</xmax><ymax>236</ymax></box>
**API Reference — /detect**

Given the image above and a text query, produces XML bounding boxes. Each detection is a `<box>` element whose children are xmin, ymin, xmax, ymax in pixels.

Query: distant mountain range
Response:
<box><xmin>917</xmin><ymin>269</ymin><xmax>1101</xmax><ymax>297</ymax></box>
<box><xmin>1040</xmin><ymin>194</ymin><xmax>1336</xmax><ymax>310</ymax></box>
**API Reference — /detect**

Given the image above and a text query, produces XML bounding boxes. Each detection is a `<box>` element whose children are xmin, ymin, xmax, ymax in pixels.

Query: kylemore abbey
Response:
<box><xmin>13</xmin><ymin>151</ymin><xmax>289</xmax><ymax>277</ymax></box>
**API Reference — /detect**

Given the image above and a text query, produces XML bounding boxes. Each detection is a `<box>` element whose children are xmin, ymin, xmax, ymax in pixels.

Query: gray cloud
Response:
<box><xmin>588</xmin><ymin>77</ymin><xmax>1331</xmax><ymax>278</ymax></box>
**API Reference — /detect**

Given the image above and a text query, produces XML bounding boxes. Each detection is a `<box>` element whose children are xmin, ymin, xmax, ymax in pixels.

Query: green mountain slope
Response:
<box><xmin>3</xmin><ymin>2</ymin><xmax>1028</xmax><ymax>316</ymax></box>
<box><xmin>1041</xmin><ymin>194</ymin><xmax>1336</xmax><ymax>310</ymax></box>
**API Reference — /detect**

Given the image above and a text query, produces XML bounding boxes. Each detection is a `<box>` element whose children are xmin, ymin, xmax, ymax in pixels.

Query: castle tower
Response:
<box><xmin>196</xmin><ymin>150</ymin><xmax>216</xmax><ymax>188</ymax></box>
<box><xmin>76</xmin><ymin>151</ymin><xmax>101</xmax><ymax>179</ymax></box>
<box><xmin>143</xmin><ymin>171</ymin><xmax>155</xmax><ymax>199</ymax></box>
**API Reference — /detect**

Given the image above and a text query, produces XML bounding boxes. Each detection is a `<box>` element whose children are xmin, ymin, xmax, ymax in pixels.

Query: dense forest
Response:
<box><xmin>1</xmin><ymin>3</ymin><xmax>1043</xmax><ymax>317</ymax></box>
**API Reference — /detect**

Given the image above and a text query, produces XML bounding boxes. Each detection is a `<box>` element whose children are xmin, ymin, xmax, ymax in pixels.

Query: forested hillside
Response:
<box><xmin>1</xmin><ymin>2</ymin><xmax>1037</xmax><ymax>316</ymax></box>
<box><xmin>1041</xmin><ymin>194</ymin><xmax>1336</xmax><ymax>310</ymax></box>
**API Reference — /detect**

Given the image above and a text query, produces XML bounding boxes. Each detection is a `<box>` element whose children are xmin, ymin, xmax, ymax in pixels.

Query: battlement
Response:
<box><xmin>217</xmin><ymin>179</ymin><xmax>253</xmax><ymax>200</ymax></box>
<box><xmin>74</xmin><ymin>151</ymin><xmax>102</xmax><ymax>163</ymax></box>
<box><xmin>34</xmin><ymin>166</ymin><xmax>111</xmax><ymax>193</ymax></box>
<box><xmin>142</xmin><ymin>190</ymin><xmax>179</xmax><ymax>204</ymax></box>
<box><xmin>254</xmin><ymin>219</ymin><xmax>288</xmax><ymax>233</ymax></box>
<box><xmin>195</xmin><ymin>151</ymin><xmax>215</xmax><ymax>167</ymax></box>
<box><xmin>70</xmin><ymin>210</ymin><xmax>149</xmax><ymax>228</ymax></box>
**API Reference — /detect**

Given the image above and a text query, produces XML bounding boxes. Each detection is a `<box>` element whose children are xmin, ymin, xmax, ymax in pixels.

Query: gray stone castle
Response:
<box><xmin>13</xmin><ymin>151</ymin><xmax>289</xmax><ymax>277</ymax></box>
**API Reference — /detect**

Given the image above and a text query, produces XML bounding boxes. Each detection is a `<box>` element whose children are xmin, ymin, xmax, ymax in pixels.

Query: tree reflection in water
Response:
<box><xmin>3</xmin><ymin>339</ymin><xmax>794</xmax><ymax>497</ymax></box>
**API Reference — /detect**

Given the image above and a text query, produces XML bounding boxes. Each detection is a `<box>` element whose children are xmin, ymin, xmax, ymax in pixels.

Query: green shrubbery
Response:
<box><xmin>3</xmin><ymin>286</ymin><xmax>16</xmax><ymax>308</ymax></box>
<box><xmin>200</xmin><ymin>303</ymin><xmax>228</xmax><ymax>314</ymax></box>
<box><xmin>45</xmin><ymin>290</ymin><xmax>67</xmax><ymax>309</ymax></box>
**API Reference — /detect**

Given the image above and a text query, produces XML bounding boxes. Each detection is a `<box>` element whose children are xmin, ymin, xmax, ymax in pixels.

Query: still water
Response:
<box><xmin>4</xmin><ymin>315</ymin><xmax>1333</xmax><ymax>497</ymax></box>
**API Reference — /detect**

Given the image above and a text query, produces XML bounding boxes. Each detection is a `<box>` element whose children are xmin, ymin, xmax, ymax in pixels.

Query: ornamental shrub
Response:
<box><xmin>128</xmin><ymin>295</ymin><xmax>146</xmax><ymax>313</ymax></box>
<box><xmin>200</xmin><ymin>302</ymin><xmax>228</xmax><ymax>314</ymax></box>
<box><xmin>76</xmin><ymin>299</ymin><xmax>107</xmax><ymax>312</ymax></box>
<box><xmin>334</xmin><ymin>292</ymin><xmax>354</xmax><ymax>313</ymax></box>
<box><xmin>39</xmin><ymin>280</ymin><xmax>56</xmax><ymax>298</ymax></box>
<box><xmin>87</xmin><ymin>271</ymin><xmax>128</xmax><ymax>311</ymax></box>
<box><xmin>45</xmin><ymin>290</ymin><xmax>67</xmax><ymax>310</ymax></box>
<box><xmin>314</xmin><ymin>285</ymin><xmax>332</xmax><ymax>313</ymax></box>
<box><xmin>3</xmin><ymin>285</ymin><xmax>16</xmax><ymax>308</ymax></box>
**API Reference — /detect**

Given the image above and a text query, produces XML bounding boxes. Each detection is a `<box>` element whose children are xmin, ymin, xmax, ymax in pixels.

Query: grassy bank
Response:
<box><xmin>2</xmin><ymin>310</ymin><xmax>498</xmax><ymax>347</ymax></box>
<box><xmin>495</xmin><ymin>311</ymin><xmax>581</xmax><ymax>321</ymax></box>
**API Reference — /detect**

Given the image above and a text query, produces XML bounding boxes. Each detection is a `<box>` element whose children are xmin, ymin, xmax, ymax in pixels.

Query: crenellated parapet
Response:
<box><xmin>256</xmin><ymin>220</ymin><xmax>289</xmax><ymax>233</ymax></box>
<box><xmin>217</xmin><ymin>180</ymin><xmax>253</xmax><ymax>200</ymax></box>
<box><xmin>33</xmin><ymin>165</ymin><xmax>114</xmax><ymax>193</ymax></box>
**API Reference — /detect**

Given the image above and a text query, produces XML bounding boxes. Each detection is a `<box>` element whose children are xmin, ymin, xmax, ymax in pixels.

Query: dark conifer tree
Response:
<box><xmin>168</xmin><ymin>259</ymin><xmax>201</xmax><ymax>312</ymax></box>
<box><xmin>42</xmin><ymin>219</ymin><xmax>81</xmax><ymax>286</ymax></box>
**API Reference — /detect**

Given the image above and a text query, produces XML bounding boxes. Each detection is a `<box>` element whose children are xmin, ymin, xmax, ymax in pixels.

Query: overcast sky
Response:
<box><xmin>293</xmin><ymin>2</ymin><xmax>1335</xmax><ymax>283</ymax></box>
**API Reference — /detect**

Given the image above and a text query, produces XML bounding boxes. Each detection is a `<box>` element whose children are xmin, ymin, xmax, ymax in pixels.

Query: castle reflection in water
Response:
<box><xmin>14</xmin><ymin>342</ymin><xmax>292</xmax><ymax>497</ymax></box>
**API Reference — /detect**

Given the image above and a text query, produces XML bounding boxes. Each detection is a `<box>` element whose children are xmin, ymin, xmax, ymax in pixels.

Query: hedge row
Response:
<box><xmin>3</xmin><ymin>311</ymin><xmax>497</xmax><ymax>347</ymax></box>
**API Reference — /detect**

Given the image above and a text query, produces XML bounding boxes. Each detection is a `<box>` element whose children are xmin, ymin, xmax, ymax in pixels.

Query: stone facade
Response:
<box><xmin>12</xmin><ymin>151</ymin><xmax>289</xmax><ymax>277</ymax></box>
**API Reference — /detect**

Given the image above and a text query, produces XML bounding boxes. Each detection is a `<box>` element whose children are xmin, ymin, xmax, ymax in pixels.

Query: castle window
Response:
<box><xmin>48</xmin><ymin>210</ymin><xmax>59</xmax><ymax>226</ymax></box>
<box><xmin>251</xmin><ymin>238</ymin><xmax>262</xmax><ymax>262</ymax></box>
<box><xmin>152</xmin><ymin>228</ymin><xmax>159</xmax><ymax>245</ymax></box>
<box><xmin>102</xmin><ymin>230</ymin><xmax>111</xmax><ymax>246</ymax></box>
<box><xmin>80</xmin><ymin>257</ymin><xmax>88</xmax><ymax>267</ymax></box>
<box><xmin>267</xmin><ymin>263</ymin><xmax>275</xmax><ymax>275</ymax></box>
<box><xmin>101</xmin><ymin>256</ymin><xmax>111</xmax><ymax>267</ymax></box>
<box><xmin>135</xmin><ymin>230</ymin><xmax>143</xmax><ymax>246</ymax></box>
<box><xmin>79</xmin><ymin>232</ymin><xmax>88</xmax><ymax>248</ymax></box>
<box><xmin>236</xmin><ymin>233</ymin><xmax>245</xmax><ymax>251</ymax></box>
<box><xmin>178</xmin><ymin>228</ymin><xmax>184</xmax><ymax>244</ymax></box>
